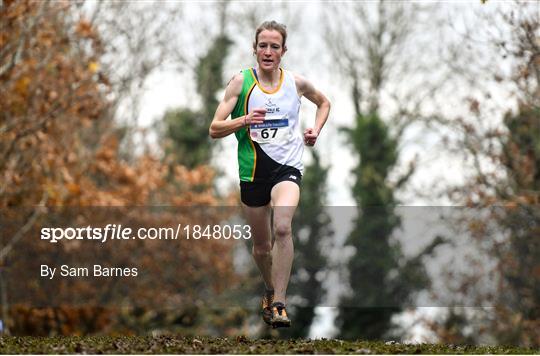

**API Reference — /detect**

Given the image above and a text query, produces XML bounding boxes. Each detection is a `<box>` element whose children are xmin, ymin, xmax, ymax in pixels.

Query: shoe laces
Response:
<box><xmin>271</xmin><ymin>302</ymin><xmax>287</xmax><ymax>317</ymax></box>
<box><xmin>262</xmin><ymin>289</ymin><xmax>274</xmax><ymax>309</ymax></box>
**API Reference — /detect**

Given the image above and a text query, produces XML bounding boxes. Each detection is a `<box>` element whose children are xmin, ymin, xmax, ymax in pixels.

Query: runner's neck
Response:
<box><xmin>255</xmin><ymin>67</ymin><xmax>281</xmax><ymax>90</ymax></box>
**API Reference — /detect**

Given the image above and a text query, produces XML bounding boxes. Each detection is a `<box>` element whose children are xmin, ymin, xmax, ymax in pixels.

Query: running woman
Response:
<box><xmin>209</xmin><ymin>21</ymin><xmax>330</xmax><ymax>328</ymax></box>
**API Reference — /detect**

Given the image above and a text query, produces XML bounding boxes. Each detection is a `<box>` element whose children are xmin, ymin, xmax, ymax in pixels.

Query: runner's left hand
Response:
<box><xmin>304</xmin><ymin>128</ymin><xmax>318</xmax><ymax>146</ymax></box>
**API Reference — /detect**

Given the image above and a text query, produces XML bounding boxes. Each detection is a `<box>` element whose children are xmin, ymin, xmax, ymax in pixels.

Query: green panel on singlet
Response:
<box><xmin>232</xmin><ymin>69</ymin><xmax>257</xmax><ymax>182</ymax></box>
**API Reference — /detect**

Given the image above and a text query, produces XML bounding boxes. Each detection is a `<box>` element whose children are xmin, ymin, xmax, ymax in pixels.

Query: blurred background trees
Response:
<box><xmin>427</xmin><ymin>2</ymin><xmax>539</xmax><ymax>346</ymax></box>
<box><xmin>0</xmin><ymin>0</ymin><xmax>239</xmax><ymax>336</ymax></box>
<box><xmin>324</xmin><ymin>1</ymin><xmax>442</xmax><ymax>340</ymax></box>
<box><xmin>159</xmin><ymin>33</ymin><xmax>232</xmax><ymax>169</ymax></box>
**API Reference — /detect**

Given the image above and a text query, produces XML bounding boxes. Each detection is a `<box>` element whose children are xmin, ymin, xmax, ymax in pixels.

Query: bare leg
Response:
<box><xmin>243</xmin><ymin>203</ymin><xmax>274</xmax><ymax>290</ymax></box>
<box><xmin>270</xmin><ymin>181</ymin><xmax>300</xmax><ymax>304</ymax></box>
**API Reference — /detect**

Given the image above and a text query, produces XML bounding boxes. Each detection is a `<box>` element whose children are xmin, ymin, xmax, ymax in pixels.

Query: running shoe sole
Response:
<box><xmin>271</xmin><ymin>317</ymin><xmax>291</xmax><ymax>328</ymax></box>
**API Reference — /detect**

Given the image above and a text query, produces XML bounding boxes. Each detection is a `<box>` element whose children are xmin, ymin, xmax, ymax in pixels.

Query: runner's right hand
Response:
<box><xmin>245</xmin><ymin>108</ymin><xmax>266</xmax><ymax>126</ymax></box>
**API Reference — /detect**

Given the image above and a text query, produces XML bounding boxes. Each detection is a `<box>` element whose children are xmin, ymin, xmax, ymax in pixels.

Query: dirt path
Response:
<box><xmin>0</xmin><ymin>335</ymin><xmax>537</xmax><ymax>354</ymax></box>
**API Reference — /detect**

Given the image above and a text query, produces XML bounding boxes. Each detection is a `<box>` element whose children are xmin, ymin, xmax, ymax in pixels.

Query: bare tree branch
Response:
<box><xmin>0</xmin><ymin>192</ymin><xmax>47</xmax><ymax>262</ymax></box>
<box><xmin>0</xmin><ymin>0</ymin><xmax>48</xmax><ymax>77</ymax></box>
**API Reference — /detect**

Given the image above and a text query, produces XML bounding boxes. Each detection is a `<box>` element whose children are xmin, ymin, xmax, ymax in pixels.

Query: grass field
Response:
<box><xmin>0</xmin><ymin>336</ymin><xmax>537</xmax><ymax>354</ymax></box>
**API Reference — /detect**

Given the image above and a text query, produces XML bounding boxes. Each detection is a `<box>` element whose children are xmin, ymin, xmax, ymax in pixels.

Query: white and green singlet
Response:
<box><xmin>232</xmin><ymin>68</ymin><xmax>303</xmax><ymax>182</ymax></box>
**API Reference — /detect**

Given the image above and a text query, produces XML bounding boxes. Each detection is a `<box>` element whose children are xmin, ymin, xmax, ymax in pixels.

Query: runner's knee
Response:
<box><xmin>273</xmin><ymin>222</ymin><xmax>292</xmax><ymax>240</ymax></box>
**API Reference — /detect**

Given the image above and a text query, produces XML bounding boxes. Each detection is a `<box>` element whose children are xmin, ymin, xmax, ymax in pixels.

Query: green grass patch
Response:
<box><xmin>0</xmin><ymin>336</ymin><xmax>537</xmax><ymax>354</ymax></box>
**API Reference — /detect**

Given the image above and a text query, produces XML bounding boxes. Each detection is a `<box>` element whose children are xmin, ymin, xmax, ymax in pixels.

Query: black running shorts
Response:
<box><xmin>240</xmin><ymin>166</ymin><xmax>302</xmax><ymax>207</ymax></box>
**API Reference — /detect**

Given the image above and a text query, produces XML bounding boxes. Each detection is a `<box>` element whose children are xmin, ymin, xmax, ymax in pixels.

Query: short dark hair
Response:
<box><xmin>253</xmin><ymin>20</ymin><xmax>287</xmax><ymax>49</ymax></box>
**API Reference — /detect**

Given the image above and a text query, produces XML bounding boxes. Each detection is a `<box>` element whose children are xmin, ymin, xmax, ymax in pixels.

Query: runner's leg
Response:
<box><xmin>243</xmin><ymin>203</ymin><xmax>274</xmax><ymax>289</ymax></box>
<box><xmin>270</xmin><ymin>181</ymin><xmax>300</xmax><ymax>304</ymax></box>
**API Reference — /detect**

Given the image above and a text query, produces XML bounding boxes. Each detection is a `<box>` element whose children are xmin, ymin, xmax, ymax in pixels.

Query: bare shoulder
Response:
<box><xmin>293</xmin><ymin>72</ymin><xmax>314</xmax><ymax>97</ymax></box>
<box><xmin>226</xmin><ymin>72</ymin><xmax>244</xmax><ymax>97</ymax></box>
<box><xmin>293</xmin><ymin>72</ymin><xmax>307</xmax><ymax>88</ymax></box>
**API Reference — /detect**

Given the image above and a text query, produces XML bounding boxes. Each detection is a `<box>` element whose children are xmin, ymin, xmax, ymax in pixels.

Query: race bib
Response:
<box><xmin>250</xmin><ymin>114</ymin><xmax>291</xmax><ymax>144</ymax></box>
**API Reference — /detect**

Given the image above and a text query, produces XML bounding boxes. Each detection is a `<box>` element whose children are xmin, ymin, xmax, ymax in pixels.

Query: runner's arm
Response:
<box><xmin>209</xmin><ymin>74</ymin><xmax>245</xmax><ymax>139</ymax></box>
<box><xmin>295</xmin><ymin>74</ymin><xmax>331</xmax><ymax>135</ymax></box>
<box><xmin>295</xmin><ymin>74</ymin><xmax>330</xmax><ymax>146</ymax></box>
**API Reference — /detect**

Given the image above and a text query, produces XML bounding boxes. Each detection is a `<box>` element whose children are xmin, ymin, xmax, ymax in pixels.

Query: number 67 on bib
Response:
<box><xmin>250</xmin><ymin>114</ymin><xmax>291</xmax><ymax>144</ymax></box>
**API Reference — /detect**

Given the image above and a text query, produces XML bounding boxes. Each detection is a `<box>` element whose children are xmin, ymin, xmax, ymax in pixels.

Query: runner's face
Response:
<box><xmin>255</xmin><ymin>30</ymin><xmax>286</xmax><ymax>71</ymax></box>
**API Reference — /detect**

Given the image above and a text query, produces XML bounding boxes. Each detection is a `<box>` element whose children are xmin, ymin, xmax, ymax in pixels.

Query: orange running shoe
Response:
<box><xmin>261</xmin><ymin>289</ymin><xmax>274</xmax><ymax>325</ymax></box>
<box><xmin>270</xmin><ymin>301</ymin><xmax>291</xmax><ymax>328</ymax></box>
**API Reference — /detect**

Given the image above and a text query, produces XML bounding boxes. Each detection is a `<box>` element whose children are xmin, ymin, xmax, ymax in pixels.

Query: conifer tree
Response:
<box><xmin>161</xmin><ymin>35</ymin><xmax>232</xmax><ymax>168</ymax></box>
<box><xmin>336</xmin><ymin>113</ymin><xmax>431</xmax><ymax>340</ymax></box>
